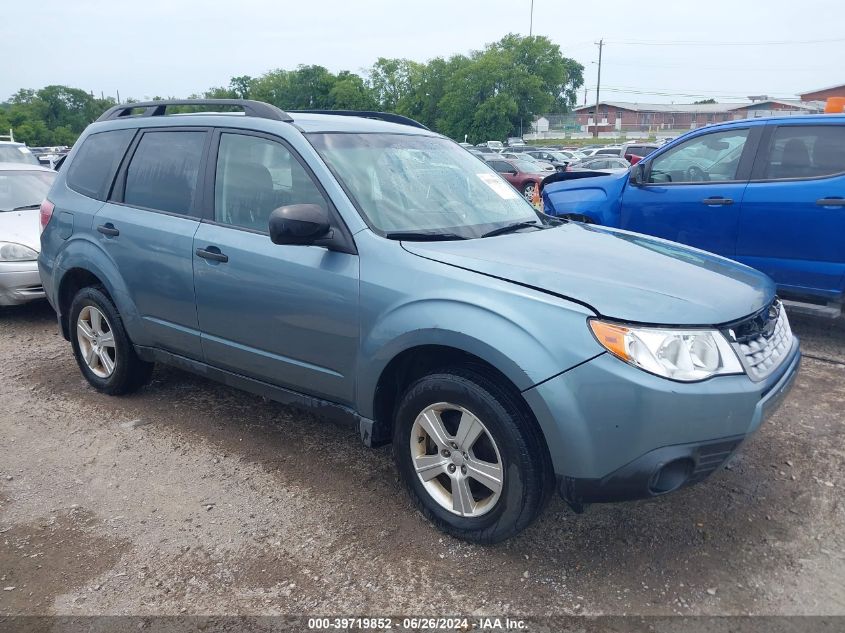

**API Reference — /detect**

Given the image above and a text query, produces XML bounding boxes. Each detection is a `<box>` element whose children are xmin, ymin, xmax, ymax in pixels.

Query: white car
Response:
<box><xmin>0</xmin><ymin>142</ymin><xmax>41</xmax><ymax>167</ymax></box>
<box><xmin>0</xmin><ymin>163</ymin><xmax>55</xmax><ymax>305</ymax></box>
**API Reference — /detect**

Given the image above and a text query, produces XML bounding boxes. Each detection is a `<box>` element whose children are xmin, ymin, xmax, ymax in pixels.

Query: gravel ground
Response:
<box><xmin>0</xmin><ymin>301</ymin><xmax>843</xmax><ymax>618</ymax></box>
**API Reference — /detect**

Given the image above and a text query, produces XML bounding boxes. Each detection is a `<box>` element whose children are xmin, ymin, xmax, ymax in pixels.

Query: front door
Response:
<box><xmin>738</xmin><ymin>122</ymin><xmax>845</xmax><ymax>300</ymax></box>
<box><xmin>620</xmin><ymin>127</ymin><xmax>759</xmax><ymax>257</ymax></box>
<box><xmin>193</xmin><ymin>131</ymin><xmax>359</xmax><ymax>404</ymax></box>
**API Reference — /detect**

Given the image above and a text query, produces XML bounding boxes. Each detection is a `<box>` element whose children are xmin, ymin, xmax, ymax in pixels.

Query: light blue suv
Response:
<box><xmin>39</xmin><ymin>100</ymin><xmax>801</xmax><ymax>543</ymax></box>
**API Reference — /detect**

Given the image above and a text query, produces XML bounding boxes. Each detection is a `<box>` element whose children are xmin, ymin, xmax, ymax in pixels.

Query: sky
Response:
<box><xmin>3</xmin><ymin>0</ymin><xmax>842</xmax><ymax>105</ymax></box>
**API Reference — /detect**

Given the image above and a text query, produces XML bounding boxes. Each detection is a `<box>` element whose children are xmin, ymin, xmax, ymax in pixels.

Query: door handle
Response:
<box><xmin>97</xmin><ymin>223</ymin><xmax>120</xmax><ymax>237</ymax></box>
<box><xmin>195</xmin><ymin>247</ymin><xmax>229</xmax><ymax>263</ymax></box>
<box><xmin>816</xmin><ymin>198</ymin><xmax>845</xmax><ymax>207</ymax></box>
<box><xmin>702</xmin><ymin>197</ymin><xmax>733</xmax><ymax>206</ymax></box>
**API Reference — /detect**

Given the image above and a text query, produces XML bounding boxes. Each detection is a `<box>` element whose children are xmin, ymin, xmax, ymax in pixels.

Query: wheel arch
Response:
<box><xmin>53</xmin><ymin>239</ymin><xmax>143</xmax><ymax>343</ymax></box>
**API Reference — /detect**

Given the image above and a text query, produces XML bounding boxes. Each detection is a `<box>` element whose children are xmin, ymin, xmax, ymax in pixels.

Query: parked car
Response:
<box><xmin>621</xmin><ymin>142</ymin><xmax>660</xmax><ymax>164</ymax></box>
<box><xmin>567</xmin><ymin>157</ymin><xmax>631</xmax><ymax>174</ymax></box>
<box><xmin>543</xmin><ymin>114</ymin><xmax>845</xmax><ymax>314</ymax></box>
<box><xmin>0</xmin><ymin>163</ymin><xmax>55</xmax><ymax>304</ymax></box>
<box><xmin>485</xmin><ymin>156</ymin><xmax>547</xmax><ymax>198</ymax></box>
<box><xmin>0</xmin><ymin>142</ymin><xmax>41</xmax><ymax>167</ymax></box>
<box><xmin>40</xmin><ymin>99</ymin><xmax>800</xmax><ymax>543</ymax></box>
<box><xmin>593</xmin><ymin>146</ymin><xmax>624</xmax><ymax>157</ymax></box>
<box><xmin>524</xmin><ymin>149</ymin><xmax>571</xmax><ymax>172</ymax></box>
<box><xmin>506</xmin><ymin>137</ymin><xmax>526</xmax><ymax>147</ymax></box>
<box><xmin>477</xmin><ymin>141</ymin><xmax>504</xmax><ymax>152</ymax></box>
<box><xmin>499</xmin><ymin>152</ymin><xmax>555</xmax><ymax>173</ymax></box>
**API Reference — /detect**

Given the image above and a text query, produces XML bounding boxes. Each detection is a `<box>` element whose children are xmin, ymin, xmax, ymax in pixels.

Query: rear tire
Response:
<box><xmin>393</xmin><ymin>367</ymin><xmax>550</xmax><ymax>544</ymax></box>
<box><xmin>69</xmin><ymin>286</ymin><xmax>154</xmax><ymax>395</ymax></box>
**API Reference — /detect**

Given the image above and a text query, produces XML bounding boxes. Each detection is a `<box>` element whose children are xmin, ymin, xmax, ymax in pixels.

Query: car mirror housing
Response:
<box><xmin>268</xmin><ymin>204</ymin><xmax>331</xmax><ymax>246</ymax></box>
<box><xmin>629</xmin><ymin>163</ymin><xmax>644</xmax><ymax>186</ymax></box>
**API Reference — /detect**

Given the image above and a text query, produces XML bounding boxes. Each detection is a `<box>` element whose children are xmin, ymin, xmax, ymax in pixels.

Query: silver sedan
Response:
<box><xmin>0</xmin><ymin>163</ymin><xmax>55</xmax><ymax>305</ymax></box>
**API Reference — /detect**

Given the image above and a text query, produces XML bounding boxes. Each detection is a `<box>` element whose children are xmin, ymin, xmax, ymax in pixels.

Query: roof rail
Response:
<box><xmin>96</xmin><ymin>99</ymin><xmax>293</xmax><ymax>123</ymax></box>
<box><xmin>0</xmin><ymin>129</ymin><xmax>14</xmax><ymax>142</ymax></box>
<box><xmin>288</xmin><ymin>110</ymin><xmax>430</xmax><ymax>131</ymax></box>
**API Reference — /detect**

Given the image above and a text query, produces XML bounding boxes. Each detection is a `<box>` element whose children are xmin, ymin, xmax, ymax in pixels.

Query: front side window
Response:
<box><xmin>124</xmin><ymin>131</ymin><xmax>206</xmax><ymax>214</ymax></box>
<box><xmin>649</xmin><ymin>129</ymin><xmax>750</xmax><ymax>184</ymax></box>
<box><xmin>66</xmin><ymin>129</ymin><xmax>135</xmax><ymax>200</ymax></box>
<box><xmin>764</xmin><ymin>125</ymin><xmax>845</xmax><ymax>180</ymax></box>
<box><xmin>214</xmin><ymin>133</ymin><xmax>327</xmax><ymax>232</ymax></box>
<box><xmin>309</xmin><ymin>133</ymin><xmax>538</xmax><ymax>238</ymax></box>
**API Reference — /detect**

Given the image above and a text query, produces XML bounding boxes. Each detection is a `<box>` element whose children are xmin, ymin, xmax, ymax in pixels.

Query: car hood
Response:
<box><xmin>0</xmin><ymin>208</ymin><xmax>40</xmax><ymax>252</ymax></box>
<box><xmin>402</xmin><ymin>223</ymin><xmax>775</xmax><ymax>325</ymax></box>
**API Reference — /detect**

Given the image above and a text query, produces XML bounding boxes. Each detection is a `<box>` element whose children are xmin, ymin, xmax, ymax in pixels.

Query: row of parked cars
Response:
<box><xmin>458</xmin><ymin>141</ymin><xmax>657</xmax><ymax>201</ymax></box>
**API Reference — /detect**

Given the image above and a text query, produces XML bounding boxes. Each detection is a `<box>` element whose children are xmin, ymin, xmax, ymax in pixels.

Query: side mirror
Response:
<box><xmin>629</xmin><ymin>163</ymin><xmax>645</xmax><ymax>186</ymax></box>
<box><xmin>268</xmin><ymin>204</ymin><xmax>331</xmax><ymax>246</ymax></box>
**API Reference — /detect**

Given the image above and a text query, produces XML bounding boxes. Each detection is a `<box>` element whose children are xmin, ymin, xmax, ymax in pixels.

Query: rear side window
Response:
<box><xmin>124</xmin><ymin>131</ymin><xmax>206</xmax><ymax>215</ymax></box>
<box><xmin>66</xmin><ymin>129</ymin><xmax>134</xmax><ymax>200</ymax></box>
<box><xmin>764</xmin><ymin>125</ymin><xmax>845</xmax><ymax>180</ymax></box>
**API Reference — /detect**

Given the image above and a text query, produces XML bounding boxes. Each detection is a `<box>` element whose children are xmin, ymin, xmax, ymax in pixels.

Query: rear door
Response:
<box><xmin>192</xmin><ymin>130</ymin><xmax>359</xmax><ymax>404</ymax></box>
<box><xmin>737</xmin><ymin>122</ymin><xmax>845</xmax><ymax>301</ymax></box>
<box><xmin>96</xmin><ymin>128</ymin><xmax>210</xmax><ymax>359</ymax></box>
<box><xmin>619</xmin><ymin>126</ymin><xmax>761</xmax><ymax>257</ymax></box>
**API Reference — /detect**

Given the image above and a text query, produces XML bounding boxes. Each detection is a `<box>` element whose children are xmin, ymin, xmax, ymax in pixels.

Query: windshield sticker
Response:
<box><xmin>477</xmin><ymin>173</ymin><xmax>519</xmax><ymax>200</ymax></box>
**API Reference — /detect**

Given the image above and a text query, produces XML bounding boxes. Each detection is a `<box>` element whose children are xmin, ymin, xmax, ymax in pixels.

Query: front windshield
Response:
<box><xmin>309</xmin><ymin>133</ymin><xmax>540</xmax><ymax>238</ymax></box>
<box><xmin>0</xmin><ymin>170</ymin><xmax>55</xmax><ymax>211</ymax></box>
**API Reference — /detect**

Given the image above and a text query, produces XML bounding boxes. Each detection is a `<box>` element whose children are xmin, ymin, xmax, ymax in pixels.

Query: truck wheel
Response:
<box><xmin>69</xmin><ymin>286</ymin><xmax>154</xmax><ymax>395</ymax></box>
<box><xmin>393</xmin><ymin>367</ymin><xmax>550</xmax><ymax>544</ymax></box>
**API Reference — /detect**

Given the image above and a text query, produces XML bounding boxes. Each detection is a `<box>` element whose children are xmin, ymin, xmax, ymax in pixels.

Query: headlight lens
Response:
<box><xmin>0</xmin><ymin>242</ymin><xmax>38</xmax><ymax>262</ymax></box>
<box><xmin>589</xmin><ymin>319</ymin><xmax>744</xmax><ymax>382</ymax></box>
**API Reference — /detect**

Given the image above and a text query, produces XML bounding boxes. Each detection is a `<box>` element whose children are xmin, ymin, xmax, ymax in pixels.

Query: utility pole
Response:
<box><xmin>593</xmin><ymin>39</ymin><xmax>603</xmax><ymax>138</ymax></box>
<box><xmin>529</xmin><ymin>0</ymin><xmax>534</xmax><ymax>36</ymax></box>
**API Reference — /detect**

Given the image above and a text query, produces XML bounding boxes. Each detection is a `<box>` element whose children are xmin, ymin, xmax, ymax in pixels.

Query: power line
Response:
<box><xmin>609</xmin><ymin>36</ymin><xmax>845</xmax><ymax>46</ymax></box>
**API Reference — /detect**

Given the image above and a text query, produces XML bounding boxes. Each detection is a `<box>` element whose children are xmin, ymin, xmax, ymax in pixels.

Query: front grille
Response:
<box><xmin>725</xmin><ymin>300</ymin><xmax>792</xmax><ymax>382</ymax></box>
<box><xmin>688</xmin><ymin>438</ymin><xmax>743</xmax><ymax>484</ymax></box>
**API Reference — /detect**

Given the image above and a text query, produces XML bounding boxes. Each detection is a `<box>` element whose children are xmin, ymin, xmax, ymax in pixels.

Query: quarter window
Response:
<box><xmin>214</xmin><ymin>133</ymin><xmax>327</xmax><ymax>232</ymax></box>
<box><xmin>764</xmin><ymin>126</ymin><xmax>845</xmax><ymax>180</ymax></box>
<box><xmin>66</xmin><ymin>129</ymin><xmax>135</xmax><ymax>200</ymax></box>
<box><xmin>649</xmin><ymin>129</ymin><xmax>750</xmax><ymax>184</ymax></box>
<box><xmin>124</xmin><ymin>131</ymin><xmax>206</xmax><ymax>214</ymax></box>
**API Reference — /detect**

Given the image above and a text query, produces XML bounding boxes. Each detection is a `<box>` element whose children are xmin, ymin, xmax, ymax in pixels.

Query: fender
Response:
<box><xmin>356</xmin><ymin>295</ymin><xmax>600</xmax><ymax>419</ymax></box>
<box><xmin>51</xmin><ymin>234</ymin><xmax>149</xmax><ymax>346</ymax></box>
<box><xmin>542</xmin><ymin>170</ymin><xmax>629</xmax><ymax>226</ymax></box>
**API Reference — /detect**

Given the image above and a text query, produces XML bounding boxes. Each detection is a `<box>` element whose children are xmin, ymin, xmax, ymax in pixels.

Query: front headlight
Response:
<box><xmin>589</xmin><ymin>319</ymin><xmax>744</xmax><ymax>382</ymax></box>
<box><xmin>0</xmin><ymin>242</ymin><xmax>38</xmax><ymax>262</ymax></box>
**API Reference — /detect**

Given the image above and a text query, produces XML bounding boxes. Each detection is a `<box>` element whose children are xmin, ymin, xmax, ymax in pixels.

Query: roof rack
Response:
<box><xmin>288</xmin><ymin>110</ymin><xmax>430</xmax><ymax>130</ymax></box>
<box><xmin>96</xmin><ymin>99</ymin><xmax>293</xmax><ymax>123</ymax></box>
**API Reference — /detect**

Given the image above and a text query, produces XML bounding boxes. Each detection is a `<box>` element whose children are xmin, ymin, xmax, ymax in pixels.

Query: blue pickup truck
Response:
<box><xmin>543</xmin><ymin>115</ymin><xmax>845</xmax><ymax>315</ymax></box>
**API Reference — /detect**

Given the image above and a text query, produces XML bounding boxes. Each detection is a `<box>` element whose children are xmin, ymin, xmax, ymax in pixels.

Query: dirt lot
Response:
<box><xmin>1</xmin><ymin>302</ymin><xmax>843</xmax><ymax>618</ymax></box>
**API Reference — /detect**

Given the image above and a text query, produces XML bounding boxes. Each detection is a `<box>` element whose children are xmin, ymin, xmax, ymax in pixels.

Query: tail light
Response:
<box><xmin>39</xmin><ymin>199</ymin><xmax>55</xmax><ymax>233</ymax></box>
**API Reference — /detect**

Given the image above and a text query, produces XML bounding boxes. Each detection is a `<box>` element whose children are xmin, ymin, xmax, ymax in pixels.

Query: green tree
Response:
<box><xmin>367</xmin><ymin>58</ymin><xmax>417</xmax><ymax>111</ymax></box>
<box><xmin>329</xmin><ymin>71</ymin><xmax>378</xmax><ymax>110</ymax></box>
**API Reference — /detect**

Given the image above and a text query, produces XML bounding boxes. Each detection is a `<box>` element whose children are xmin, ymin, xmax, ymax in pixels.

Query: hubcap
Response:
<box><xmin>76</xmin><ymin>306</ymin><xmax>117</xmax><ymax>378</ymax></box>
<box><xmin>523</xmin><ymin>184</ymin><xmax>536</xmax><ymax>201</ymax></box>
<box><xmin>410</xmin><ymin>402</ymin><xmax>504</xmax><ymax>517</ymax></box>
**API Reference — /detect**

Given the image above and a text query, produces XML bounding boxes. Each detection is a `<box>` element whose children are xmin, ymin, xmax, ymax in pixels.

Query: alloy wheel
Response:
<box><xmin>410</xmin><ymin>402</ymin><xmax>504</xmax><ymax>517</ymax></box>
<box><xmin>76</xmin><ymin>305</ymin><xmax>117</xmax><ymax>378</ymax></box>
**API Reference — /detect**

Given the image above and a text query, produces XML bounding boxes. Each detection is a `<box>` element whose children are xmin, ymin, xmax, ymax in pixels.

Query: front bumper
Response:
<box><xmin>0</xmin><ymin>261</ymin><xmax>45</xmax><ymax>306</ymax></box>
<box><xmin>523</xmin><ymin>337</ymin><xmax>801</xmax><ymax>504</ymax></box>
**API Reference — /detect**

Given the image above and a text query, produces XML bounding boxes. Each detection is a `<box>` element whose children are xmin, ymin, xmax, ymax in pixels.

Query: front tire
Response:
<box><xmin>69</xmin><ymin>286</ymin><xmax>154</xmax><ymax>395</ymax></box>
<box><xmin>393</xmin><ymin>367</ymin><xmax>550</xmax><ymax>544</ymax></box>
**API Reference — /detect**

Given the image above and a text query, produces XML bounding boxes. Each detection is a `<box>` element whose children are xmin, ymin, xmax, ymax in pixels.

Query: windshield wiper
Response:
<box><xmin>384</xmin><ymin>231</ymin><xmax>467</xmax><ymax>241</ymax></box>
<box><xmin>480</xmin><ymin>221</ymin><xmax>542</xmax><ymax>238</ymax></box>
